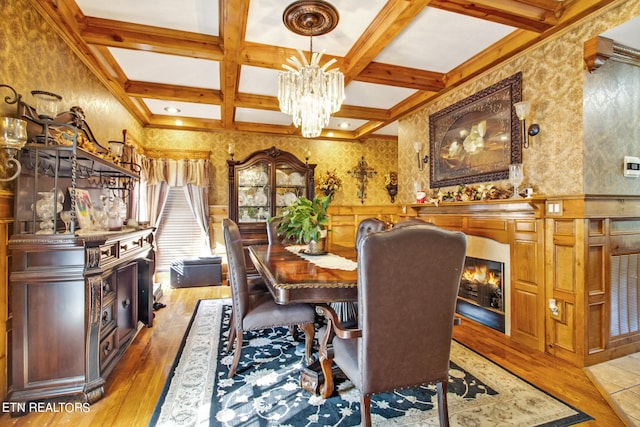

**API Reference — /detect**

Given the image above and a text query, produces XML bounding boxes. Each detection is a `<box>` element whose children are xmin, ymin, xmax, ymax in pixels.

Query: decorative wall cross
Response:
<box><xmin>348</xmin><ymin>156</ymin><xmax>377</xmax><ymax>204</ymax></box>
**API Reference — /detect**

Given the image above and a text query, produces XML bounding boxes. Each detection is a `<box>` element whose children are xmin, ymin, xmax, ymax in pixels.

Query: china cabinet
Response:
<box><xmin>228</xmin><ymin>146</ymin><xmax>316</xmax><ymax>270</ymax></box>
<box><xmin>3</xmin><ymin>91</ymin><xmax>154</xmax><ymax>410</ymax></box>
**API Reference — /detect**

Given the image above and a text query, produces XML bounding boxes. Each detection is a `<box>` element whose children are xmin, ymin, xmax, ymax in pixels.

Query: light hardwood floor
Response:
<box><xmin>0</xmin><ymin>285</ymin><xmax>625</xmax><ymax>426</ymax></box>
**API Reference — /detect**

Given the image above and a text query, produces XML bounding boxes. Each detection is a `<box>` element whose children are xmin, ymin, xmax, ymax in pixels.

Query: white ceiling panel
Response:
<box><xmin>143</xmin><ymin>98</ymin><xmax>221</xmax><ymax>120</ymax></box>
<box><xmin>239</xmin><ymin>66</ymin><xmax>280</xmax><ymax>97</ymax></box>
<box><xmin>109</xmin><ymin>48</ymin><xmax>220</xmax><ymax>89</ymax></box>
<box><xmin>375</xmin><ymin>7</ymin><xmax>515</xmax><ymax>72</ymax></box>
<box><xmin>373</xmin><ymin>121</ymin><xmax>399</xmax><ymax>136</ymax></box>
<box><xmin>345</xmin><ymin>81</ymin><xmax>417</xmax><ymax>109</ymax></box>
<box><xmin>326</xmin><ymin>116</ymin><xmax>368</xmax><ymax>131</ymax></box>
<box><xmin>245</xmin><ymin>0</ymin><xmax>388</xmax><ymax>57</ymax></box>
<box><xmin>235</xmin><ymin>108</ymin><xmax>292</xmax><ymax>126</ymax></box>
<box><xmin>76</xmin><ymin>0</ymin><xmax>219</xmax><ymax>35</ymax></box>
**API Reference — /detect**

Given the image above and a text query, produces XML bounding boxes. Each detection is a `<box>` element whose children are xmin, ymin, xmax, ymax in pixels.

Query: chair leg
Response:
<box><xmin>228</xmin><ymin>332</ymin><xmax>243</xmax><ymax>378</ymax></box>
<box><xmin>360</xmin><ymin>395</ymin><xmax>372</xmax><ymax>427</ymax></box>
<box><xmin>290</xmin><ymin>325</ymin><xmax>300</xmax><ymax>341</ymax></box>
<box><xmin>227</xmin><ymin>316</ymin><xmax>236</xmax><ymax>353</ymax></box>
<box><xmin>437</xmin><ymin>381</ymin><xmax>450</xmax><ymax>427</ymax></box>
<box><xmin>298</xmin><ymin>322</ymin><xmax>315</xmax><ymax>365</ymax></box>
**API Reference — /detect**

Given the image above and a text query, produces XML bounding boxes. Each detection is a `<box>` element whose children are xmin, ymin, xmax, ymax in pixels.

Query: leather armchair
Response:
<box><xmin>318</xmin><ymin>224</ymin><xmax>467</xmax><ymax>426</ymax></box>
<box><xmin>354</xmin><ymin>217</ymin><xmax>386</xmax><ymax>251</ymax></box>
<box><xmin>393</xmin><ymin>217</ymin><xmax>430</xmax><ymax>228</ymax></box>
<box><xmin>222</xmin><ymin>219</ymin><xmax>316</xmax><ymax>377</ymax></box>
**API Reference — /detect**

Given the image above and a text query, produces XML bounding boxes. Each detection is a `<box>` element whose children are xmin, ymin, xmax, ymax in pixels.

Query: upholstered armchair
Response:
<box><xmin>222</xmin><ymin>219</ymin><xmax>316</xmax><ymax>377</ymax></box>
<box><xmin>354</xmin><ymin>217</ymin><xmax>386</xmax><ymax>251</ymax></box>
<box><xmin>392</xmin><ymin>217</ymin><xmax>429</xmax><ymax>228</ymax></box>
<box><xmin>318</xmin><ymin>224</ymin><xmax>467</xmax><ymax>426</ymax></box>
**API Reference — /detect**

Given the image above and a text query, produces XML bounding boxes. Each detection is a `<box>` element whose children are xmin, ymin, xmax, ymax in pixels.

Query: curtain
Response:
<box><xmin>139</xmin><ymin>157</ymin><xmax>210</xmax><ymax>243</ymax></box>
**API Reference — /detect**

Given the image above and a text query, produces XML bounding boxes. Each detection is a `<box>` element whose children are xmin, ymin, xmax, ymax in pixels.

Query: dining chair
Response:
<box><xmin>354</xmin><ymin>217</ymin><xmax>386</xmax><ymax>251</ymax></box>
<box><xmin>392</xmin><ymin>217</ymin><xmax>429</xmax><ymax>228</ymax></box>
<box><xmin>318</xmin><ymin>223</ymin><xmax>467</xmax><ymax>427</ymax></box>
<box><xmin>222</xmin><ymin>219</ymin><xmax>316</xmax><ymax>377</ymax></box>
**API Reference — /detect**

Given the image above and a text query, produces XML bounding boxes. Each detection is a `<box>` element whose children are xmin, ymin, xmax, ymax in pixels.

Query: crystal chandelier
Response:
<box><xmin>278</xmin><ymin>1</ymin><xmax>344</xmax><ymax>138</ymax></box>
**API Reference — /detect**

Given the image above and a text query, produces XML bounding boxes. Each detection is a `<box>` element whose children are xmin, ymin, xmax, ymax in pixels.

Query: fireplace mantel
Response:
<box><xmin>409</xmin><ymin>195</ymin><xmax>640</xmax><ymax>367</ymax></box>
<box><xmin>409</xmin><ymin>197</ymin><xmax>546</xmax><ymax>218</ymax></box>
<box><xmin>409</xmin><ymin>197</ymin><xmax>546</xmax><ymax>352</ymax></box>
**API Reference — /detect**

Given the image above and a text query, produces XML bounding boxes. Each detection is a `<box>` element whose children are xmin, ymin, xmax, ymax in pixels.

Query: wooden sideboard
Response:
<box><xmin>6</xmin><ymin>228</ymin><xmax>155</xmax><ymax>409</ymax></box>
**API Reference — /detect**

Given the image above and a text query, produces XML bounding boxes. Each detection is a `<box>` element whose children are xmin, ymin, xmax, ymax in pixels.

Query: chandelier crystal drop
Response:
<box><xmin>278</xmin><ymin>48</ymin><xmax>344</xmax><ymax>138</ymax></box>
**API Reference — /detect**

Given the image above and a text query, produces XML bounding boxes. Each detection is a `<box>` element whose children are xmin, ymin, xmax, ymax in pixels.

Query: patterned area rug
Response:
<box><xmin>149</xmin><ymin>299</ymin><xmax>591</xmax><ymax>426</ymax></box>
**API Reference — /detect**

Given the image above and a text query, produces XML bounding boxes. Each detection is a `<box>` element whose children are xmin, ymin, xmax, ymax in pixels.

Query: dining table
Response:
<box><xmin>248</xmin><ymin>243</ymin><xmax>358</xmax><ymax>305</ymax></box>
<box><xmin>248</xmin><ymin>242</ymin><xmax>359</xmax><ymax>395</ymax></box>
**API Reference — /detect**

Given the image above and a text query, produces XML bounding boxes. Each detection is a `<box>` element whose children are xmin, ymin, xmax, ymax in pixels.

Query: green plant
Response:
<box><xmin>271</xmin><ymin>195</ymin><xmax>331</xmax><ymax>244</ymax></box>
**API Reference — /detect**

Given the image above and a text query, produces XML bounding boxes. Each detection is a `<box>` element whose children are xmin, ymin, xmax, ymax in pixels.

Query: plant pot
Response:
<box><xmin>307</xmin><ymin>238</ymin><xmax>326</xmax><ymax>254</ymax></box>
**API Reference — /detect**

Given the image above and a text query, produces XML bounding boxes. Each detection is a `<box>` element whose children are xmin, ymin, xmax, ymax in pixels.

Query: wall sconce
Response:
<box><xmin>413</xmin><ymin>141</ymin><xmax>429</xmax><ymax>171</ymax></box>
<box><xmin>228</xmin><ymin>143</ymin><xmax>235</xmax><ymax>161</ymax></box>
<box><xmin>513</xmin><ymin>100</ymin><xmax>540</xmax><ymax>149</ymax></box>
<box><xmin>108</xmin><ymin>140</ymin><xmax>124</xmax><ymax>162</ymax></box>
<box><xmin>31</xmin><ymin>90</ymin><xmax>62</xmax><ymax>120</ymax></box>
<box><xmin>0</xmin><ymin>84</ymin><xmax>28</xmax><ymax>181</ymax></box>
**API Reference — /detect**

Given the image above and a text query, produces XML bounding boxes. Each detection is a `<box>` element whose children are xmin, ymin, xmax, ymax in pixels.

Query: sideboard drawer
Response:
<box><xmin>99</xmin><ymin>243</ymin><xmax>117</xmax><ymax>264</ymax></box>
<box><xmin>100</xmin><ymin>330</ymin><xmax>118</xmax><ymax>369</ymax></box>
<box><xmin>100</xmin><ymin>301</ymin><xmax>116</xmax><ymax>337</ymax></box>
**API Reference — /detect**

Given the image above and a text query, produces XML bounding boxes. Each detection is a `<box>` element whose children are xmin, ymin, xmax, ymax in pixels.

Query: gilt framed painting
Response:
<box><xmin>429</xmin><ymin>72</ymin><xmax>523</xmax><ymax>188</ymax></box>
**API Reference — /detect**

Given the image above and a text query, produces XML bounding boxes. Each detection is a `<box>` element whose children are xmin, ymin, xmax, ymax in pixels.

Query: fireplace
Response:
<box><xmin>456</xmin><ymin>236</ymin><xmax>510</xmax><ymax>334</ymax></box>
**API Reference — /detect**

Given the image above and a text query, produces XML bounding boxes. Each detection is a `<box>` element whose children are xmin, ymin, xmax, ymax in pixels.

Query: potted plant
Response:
<box><xmin>270</xmin><ymin>195</ymin><xmax>331</xmax><ymax>253</ymax></box>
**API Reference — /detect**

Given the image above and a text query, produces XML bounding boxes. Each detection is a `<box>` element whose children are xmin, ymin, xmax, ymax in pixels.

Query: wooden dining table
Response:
<box><xmin>248</xmin><ymin>243</ymin><xmax>358</xmax><ymax>305</ymax></box>
<box><xmin>249</xmin><ymin>243</ymin><xmax>359</xmax><ymax>395</ymax></box>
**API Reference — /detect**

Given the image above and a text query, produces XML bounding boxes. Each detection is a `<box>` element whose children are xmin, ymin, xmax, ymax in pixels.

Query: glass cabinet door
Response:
<box><xmin>237</xmin><ymin>161</ymin><xmax>271</xmax><ymax>223</ymax></box>
<box><xmin>274</xmin><ymin>161</ymin><xmax>307</xmax><ymax>217</ymax></box>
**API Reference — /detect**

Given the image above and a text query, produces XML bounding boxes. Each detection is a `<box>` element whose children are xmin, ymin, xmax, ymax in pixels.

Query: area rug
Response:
<box><xmin>149</xmin><ymin>299</ymin><xmax>592</xmax><ymax>426</ymax></box>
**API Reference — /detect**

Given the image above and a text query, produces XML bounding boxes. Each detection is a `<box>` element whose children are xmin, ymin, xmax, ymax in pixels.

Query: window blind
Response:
<box><xmin>155</xmin><ymin>186</ymin><xmax>208</xmax><ymax>271</ymax></box>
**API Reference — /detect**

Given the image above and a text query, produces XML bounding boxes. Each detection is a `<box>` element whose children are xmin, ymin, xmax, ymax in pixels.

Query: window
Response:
<box><xmin>155</xmin><ymin>186</ymin><xmax>208</xmax><ymax>271</ymax></box>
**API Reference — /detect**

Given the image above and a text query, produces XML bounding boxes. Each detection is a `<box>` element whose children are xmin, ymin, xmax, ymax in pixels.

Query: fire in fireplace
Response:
<box><xmin>456</xmin><ymin>256</ymin><xmax>505</xmax><ymax>333</ymax></box>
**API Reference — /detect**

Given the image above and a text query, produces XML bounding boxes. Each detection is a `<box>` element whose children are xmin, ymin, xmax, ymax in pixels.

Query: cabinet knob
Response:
<box><xmin>122</xmin><ymin>298</ymin><xmax>130</xmax><ymax>309</ymax></box>
<box><xmin>103</xmin><ymin>341</ymin><xmax>112</xmax><ymax>356</ymax></box>
<box><xmin>120</xmin><ymin>244</ymin><xmax>128</xmax><ymax>251</ymax></box>
<box><xmin>101</xmin><ymin>311</ymin><xmax>110</xmax><ymax>325</ymax></box>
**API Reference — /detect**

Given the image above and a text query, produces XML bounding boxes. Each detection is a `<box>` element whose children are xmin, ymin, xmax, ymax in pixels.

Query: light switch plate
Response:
<box><xmin>624</xmin><ymin>156</ymin><xmax>640</xmax><ymax>177</ymax></box>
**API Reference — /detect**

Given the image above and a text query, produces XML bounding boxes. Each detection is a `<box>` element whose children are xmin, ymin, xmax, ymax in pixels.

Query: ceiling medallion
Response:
<box><xmin>283</xmin><ymin>0</ymin><xmax>339</xmax><ymax>36</ymax></box>
<box><xmin>279</xmin><ymin>1</ymin><xmax>344</xmax><ymax>138</ymax></box>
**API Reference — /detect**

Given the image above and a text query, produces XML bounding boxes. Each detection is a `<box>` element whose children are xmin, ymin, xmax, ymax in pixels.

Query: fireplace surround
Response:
<box><xmin>458</xmin><ymin>235</ymin><xmax>510</xmax><ymax>334</ymax></box>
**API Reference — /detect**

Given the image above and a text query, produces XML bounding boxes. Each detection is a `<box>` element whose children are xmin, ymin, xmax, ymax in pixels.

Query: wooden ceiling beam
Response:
<box><xmin>219</xmin><ymin>0</ymin><xmax>250</xmax><ymax>129</ymax></box>
<box><xmin>81</xmin><ymin>17</ymin><xmax>223</xmax><ymax>60</ymax></box>
<box><xmin>427</xmin><ymin>0</ymin><xmax>560</xmax><ymax>32</ymax></box>
<box><xmin>125</xmin><ymin>81</ymin><xmax>223</xmax><ymax>104</ymax></box>
<box><xmin>356</xmin><ymin>63</ymin><xmax>445</xmax><ymax>91</ymax></box>
<box><xmin>342</xmin><ymin>0</ymin><xmax>432</xmax><ymax>82</ymax></box>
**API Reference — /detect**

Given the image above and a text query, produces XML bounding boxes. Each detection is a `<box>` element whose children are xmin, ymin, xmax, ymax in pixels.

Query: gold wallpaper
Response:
<box><xmin>584</xmin><ymin>60</ymin><xmax>640</xmax><ymax>194</ymax></box>
<box><xmin>144</xmin><ymin>128</ymin><xmax>398</xmax><ymax>206</ymax></box>
<box><xmin>398</xmin><ymin>0</ymin><xmax>640</xmax><ymax>203</ymax></box>
<box><xmin>0</xmin><ymin>0</ymin><xmax>142</xmax><ymax>191</ymax></box>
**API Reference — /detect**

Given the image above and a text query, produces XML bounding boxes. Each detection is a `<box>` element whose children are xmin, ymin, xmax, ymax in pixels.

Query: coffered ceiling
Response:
<box><xmin>30</xmin><ymin>0</ymin><xmax>624</xmax><ymax>140</ymax></box>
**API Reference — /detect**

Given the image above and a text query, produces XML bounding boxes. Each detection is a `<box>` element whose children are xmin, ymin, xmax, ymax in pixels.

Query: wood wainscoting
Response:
<box><xmin>411</xmin><ymin>196</ymin><xmax>640</xmax><ymax>367</ymax></box>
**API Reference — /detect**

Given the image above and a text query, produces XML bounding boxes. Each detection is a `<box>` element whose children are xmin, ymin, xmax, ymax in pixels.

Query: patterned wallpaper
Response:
<box><xmin>584</xmin><ymin>60</ymin><xmax>640</xmax><ymax>194</ymax></box>
<box><xmin>144</xmin><ymin>128</ymin><xmax>398</xmax><ymax>206</ymax></box>
<box><xmin>0</xmin><ymin>0</ymin><xmax>142</xmax><ymax>191</ymax></box>
<box><xmin>398</xmin><ymin>0</ymin><xmax>640</xmax><ymax>202</ymax></box>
